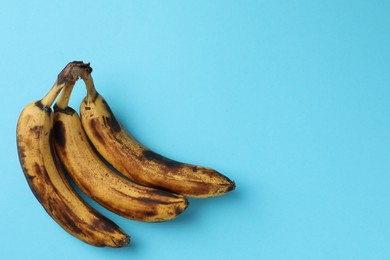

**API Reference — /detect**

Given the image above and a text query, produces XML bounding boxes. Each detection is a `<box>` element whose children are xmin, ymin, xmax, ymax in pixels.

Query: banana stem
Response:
<box><xmin>55</xmin><ymin>84</ymin><xmax>75</xmax><ymax>109</ymax></box>
<box><xmin>82</xmin><ymin>73</ymin><xmax>98</xmax><ymax>102</ymax></box>
<box><xmin>40</xmin><ymin>82</ymin><xmax>65</xmax><ymax>107</ymax></box>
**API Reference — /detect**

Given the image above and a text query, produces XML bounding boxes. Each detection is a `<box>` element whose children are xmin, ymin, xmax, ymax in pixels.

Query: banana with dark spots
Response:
<box><xmin>53</xmin><ymin>82</ymin><xmax>189</xmax><ymax>222</ymax></box>
<box><xmin>79</xmin><ymin>69</ymin><xmax>236</xmax><ymax>198</ymax></box>
<box><xmin>16</xmin><ymin>62</ymin><xmax>130</xmax><ymax>247</ymax></box>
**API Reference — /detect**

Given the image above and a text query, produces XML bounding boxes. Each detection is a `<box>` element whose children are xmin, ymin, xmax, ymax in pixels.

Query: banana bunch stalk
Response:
<box><xmin>16</xmin><ymin>61</ymin><xmax>236</xmax><ymax>247</ymax></box>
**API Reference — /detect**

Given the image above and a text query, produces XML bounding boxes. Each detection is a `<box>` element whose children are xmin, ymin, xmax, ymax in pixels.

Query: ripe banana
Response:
<box><xmin>53</xmin><ymin>82</ymin><xmax>189</xmax><ymax>222</ymax></box>
<box><xmin>79</xmin><ymin>71</ymin><xmax>236</xmax><ymax>198</ymax></box>
<box><xmin>16</xmin><ymin>62</ymin><xmax>130</xmax><ymax>247</ymax></box>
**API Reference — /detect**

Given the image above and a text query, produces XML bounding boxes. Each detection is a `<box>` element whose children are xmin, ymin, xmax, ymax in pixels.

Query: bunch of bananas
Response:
<box><xmin>16</xmin><ymin>61</ymin><xmax>235</xmax><ymax>247</ymax></box>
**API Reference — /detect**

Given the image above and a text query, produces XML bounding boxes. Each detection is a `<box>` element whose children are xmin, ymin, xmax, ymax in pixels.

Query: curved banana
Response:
<box><xmin>79</xmin><ymin>71</ymin><xmax>236</xmax><ymax>198</ymax></box>
<box><xmin>16</xmin><ymin>62</ymin><xmax>130</xmax><ymax>247</ymax></box>
<box><xmin>52</xmin><ymin>83</ymin><xmax>189</xmax><ymax>222</ymax></box>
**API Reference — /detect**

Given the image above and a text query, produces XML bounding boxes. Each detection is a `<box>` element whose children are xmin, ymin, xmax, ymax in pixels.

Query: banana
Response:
<box><xmin>52</xmin><ymin>82</ymin><xmax>189</xmax><ymax>223</ymax></box>
<box><xmin>79</xmin><ymin>70</ymin><xmax>236</xmax><ymax>198</ymax></box>
<box><xmin>16</xmin><ymin>62</ymin><xmax>130</xmax><ymax>247</ymax></box>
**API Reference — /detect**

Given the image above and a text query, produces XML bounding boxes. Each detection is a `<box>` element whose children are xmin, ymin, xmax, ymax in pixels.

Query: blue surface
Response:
<box><xmin>1</xmin><ymin>1</ymin><xmax>390</xmax><ymax>259</ymax></box>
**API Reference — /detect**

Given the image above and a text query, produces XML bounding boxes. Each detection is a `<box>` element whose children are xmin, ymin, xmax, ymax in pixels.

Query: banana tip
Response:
<box><xmin>227</xmin><ymin>180</ymin><xmax>236</xmax><ymax>192</ymax></box>
<box><xmin>184</xmin><ymin>197</ymin><xmax>190</xmax><ymax>210</ymax></box>
<box><xmin>112</xmin><ymin>234</ymin><xmax>130</xmax><ymax>248</ymax></box>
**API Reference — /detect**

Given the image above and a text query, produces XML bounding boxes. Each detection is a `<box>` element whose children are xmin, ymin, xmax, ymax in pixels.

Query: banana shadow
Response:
<box><xmin>154</xmin><ymin>181</ymin><xmax>244</xmax><ymax>229</ymax></box>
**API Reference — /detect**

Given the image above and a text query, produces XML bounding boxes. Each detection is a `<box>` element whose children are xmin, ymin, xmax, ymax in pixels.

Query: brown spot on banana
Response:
<box><xmin>88</xmin><ymin>119</ymin><xmax>106</xmax><ymax>145</ymax></box>
<box><xmin>136</xmin><ymin>197</ymin><xmax>172</xmax><ymax>205</ymax></box>
<box><xmin>91</xmin><ymin>218</ymin><xmax>118</xmax><ymax>234</ymax></box>
<box><xmin>53</xmin><ymin>121</ymin><xmax>66</xmax><ymax>148</ymax></box>
<box><xmin>148</xmin><ymin>188</ymin><xmax>183</xmax><ymax>199</ymax></box>
<box><xmin>31</xmin><ymin>162</ymin><xmax>57</xmax><ymax>194</ymax></box>
<box><xmin>30</xmin><ymin>125</ymin><xmax>43</xmax><ymax>139</ymax></box>
<box><xmin>48</xmin><ymin>197</ymin><xmax>84</xmax><ymax>235</ymax></box>
<box><xmin>142</xmin><ymin>150</ymin><xmax>184</xmax><ymax>168</ymax></box>
<box><xmin>100</xmin><ymin>98</ymin><xmax>121</xmax><ymax>132</ymax></box>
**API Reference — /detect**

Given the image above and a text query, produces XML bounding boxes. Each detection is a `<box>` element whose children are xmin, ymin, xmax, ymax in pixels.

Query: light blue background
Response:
<box><xmin>1</xmin><ymin>1</ymin><xmax>389</xmax><ymax>259</ymax></box>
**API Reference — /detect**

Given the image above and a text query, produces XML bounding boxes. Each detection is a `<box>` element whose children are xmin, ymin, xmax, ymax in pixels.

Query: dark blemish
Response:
<box><xmin>106</xmin><ymin>115</ymin><xmax>121</xmax><ymax>132</ymax></box>
<box><xmin>109</xmin><ymin>187</ymin><xmax>172</xmax><ymax>205</ymax></box>
<box><xmin>17</xmin><ymin>145</ymin><xmax>32</xmax><ymax>181</ymax></box>
<box><xmin>33</xmin><ymin>162</ymin><xmax>43</xmax><ymax>176</ymax></box>
<box><xmin>53</xmin><ymin>121</ymin><xmax>66</xmax><ymax>148</ymax></box>
<box><xmin>102</xmin><ymin>116</ymin><xmax>107</xmax><ymax>127</ymax></box>
<box><xmin>141</xmin><ymin>210</ymin><xmax>157</xmax><ymax>217</ymax></box>
<box><xmin>91</xmin><ymin>219</ymin><xmax>117</xmax><ymax>233</ymax></box>
<box><xmin>33</xmin><ymin>162</ymin><xmax>52</xmax><ymax>187</ymax></box>
<box><xmin>102</xmin><ymin>115</ymin><xmax>120</xmax><ymax>133</ymax></box>
<box><xmin>26</xmin><ymin>174</ymin><xmax>36</xmax><ymax>181</ymax></box>
<box><xmin>188</xmin><ymin>182</ymin><xmax>211</xmax><ymax>196</ymax></box>
<box><xmin>35</xmin><ymin>100</ymin><xmax>51</xmax><ymax>114</ymax></box>
<box><xmin>89</xmin><ymin>119</ymin><xmax>105</xmax><ymax>145</ymax></box>
<box><xmin>137</xmin><ymin>197</ymin><xmax>170</xmax><ymax>205</ymax></box>
<box><xmin>49</xmin><ymin>130</ymin><xmax>60</xmax><ymax>164</ymax></box>
<box><xmin>112</xmin><ymin>134</ymin><xmax>124</xmax><ymax>146</ymax></box>
<box><xmin>59</xmin><ymin>208</ymin><xmax>83</xmax><ymax>235</ymax></box>
<box><xmin>101</xmin><ymin>98</ymin><xmax>121</xmax><ymax>132</ymax></box>
<box><xmin>47</xmin><ymin>197</ymin><xmax>56</xmax><ymax>214</ymax></box>
<box><xmin>149</xmin><ymin>189</ymin><xmax>181</xmax><ymax>199</ymax></box>
<box><xmin>192</xmin><ymin>166</ymin><xmax>198</xmax><ymax>172</ymax></box>
<box><xmin>30</xmin><ymin>125</ymin><xmax>43</xmax><ymax>139</ymax></box>
<box><xmin>142</xmin><ymin>150</ymin><xmax>184</xmax><ymax>168</ymax></box>
<box><xmin>84</xmin><ymin>106</ymin><xmax>91</xmax><ymax>110</ymax></box>
<box><xmin>54</xmin><ymin>104</ymin><xmax>76</xmax><ymax>115</ymax></box>
<box><xmin>78</xmin><ymin>184</ymin><xmax>94</xmax><ymax>200</ymax></box>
